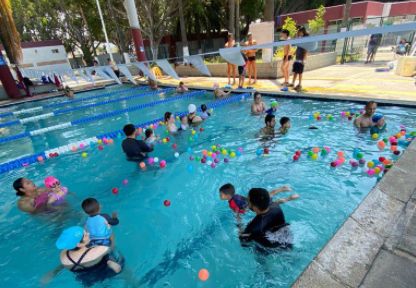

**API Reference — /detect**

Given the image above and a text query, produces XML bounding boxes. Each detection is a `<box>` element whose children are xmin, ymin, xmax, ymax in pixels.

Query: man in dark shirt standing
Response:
<box><xmin>239</xmin><ymin>188</ymin><xmax>293</xmax><ymax>248</ymax></box>
<box><xmin>121</xmin><ymin>124</ymin><xmax>153</xmax><ymax>162</ymax></box>
<box><xmin>291</xmin><ymin>26</ymin><xmax>308</xmax><ymax>92</ymax></box>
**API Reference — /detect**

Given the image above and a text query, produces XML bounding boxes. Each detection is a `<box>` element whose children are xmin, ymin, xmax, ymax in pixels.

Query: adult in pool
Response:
<box><xmin>259</xmin><ymin>114</ymin><xmax>276</xmax><ymax>137</ymax></box>
<box><xmin>251</xmin><ymin>92</ymin><xmax>266</xmax><ymax>115</ymax></box>
<box><xmin>187</xmin><ymin>104</ymin><xmax>203</xmax><ymax>125</ymax></box>
<box><xmin>41</xmin><ymin>226</ymin><xmax>122</xmax><ymax>286</ymax></box>
<box><xmin>164</xmin><ymin>112</ymin><xmax>178</xmax><ymax>133</ymax></box>
<box><xmin>354</xmin><ymin>101</ymin><xmax>378</xmax><ymax>128</ymax></box>
<box><xmin>13</xmin><ymin>178</ymin><xmax>50</xmax><ymax>213</ymax></box>
<box><xmin>122</xmin><ymin>124</ymin><xmax>154</xmax><ymax>162</ymax></box>
<box><xmin>239</xmin><ymin>188</ymin><xmax>293</xmax><ymax>248</ymax></box>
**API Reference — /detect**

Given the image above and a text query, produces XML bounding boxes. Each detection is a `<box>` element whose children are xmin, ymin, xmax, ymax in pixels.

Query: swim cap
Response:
<box><xmin>44</xmin><ymin>176</ymin><xmax>59</xmax><ymax>188</ymax></box>
<box><xmin>271</xmin><ymin>101</ymin><xmax>278</xmax><ymax>108</ymax></box>
<box><xmin>56</xmin><ymin>226</ymin><xmax>84</xmax><ymax>250</ymax></box>
<box><xmin>372</xmin><ymin>113</ymin><xmax>384</xmax><ymax>123</ymax></box>
<box><xmin>188</xmin><ymin>104</ymin><xmax>197</xmax><ymax>114</ymax></box>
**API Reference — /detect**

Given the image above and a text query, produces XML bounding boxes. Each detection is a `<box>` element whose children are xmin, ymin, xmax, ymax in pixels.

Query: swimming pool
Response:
<box><xmin>0</xmin><ymin>86</ymin><xmax>415</xmax><ymax>288</ymax></box>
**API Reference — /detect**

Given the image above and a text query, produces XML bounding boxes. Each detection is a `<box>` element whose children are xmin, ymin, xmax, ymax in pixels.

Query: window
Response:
<box><xmin>51</xmin><ymin>49</ymin><xmax>59</xmax><ymax>53</ymax></box>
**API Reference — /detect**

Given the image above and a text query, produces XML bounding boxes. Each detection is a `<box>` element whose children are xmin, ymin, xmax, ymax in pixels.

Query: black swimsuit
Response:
<box><xmin>67</xmin><ymin>248</ymin><xmax>93</xmax><ymax>272</ymax></box>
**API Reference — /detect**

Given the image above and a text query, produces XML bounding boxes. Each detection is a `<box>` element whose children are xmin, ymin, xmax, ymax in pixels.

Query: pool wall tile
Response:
<box><xmin>292</xmin><ymin>261</ymin><xmax>346</xmax><ymax>288</ymax></box>
<box><xmin>351</xmin><ymin>188</ymin><xmax>405</xmax><ymax>238</ymax></box>
<box><xmin>378</xmin><ymin>167</ymin><xmax>416</xmax><ymax>203</ymax></box>
<box><xmin>313</xmin><ymin>218</ymin><xmax>384</xmax><ymax>287</ymax></box>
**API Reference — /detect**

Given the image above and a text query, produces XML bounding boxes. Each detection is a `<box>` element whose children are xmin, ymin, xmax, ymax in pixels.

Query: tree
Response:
<box><xmin>263</xmin><ymin>0</ymin><xmax>274</xmax><ymax>22</ymax></box>
<box><xmin>342</xmin><ymin>0</ymin><xmax>352</xmax><ymax>27</ymax></box>
<box><xmin>228</xmin><ymin>0</ymin><xmax>235</xmax><ymax>34</ymax></box>
<box><xmin>135</xmin><ymin>0</ymin><xmax>178</xmax><ymax>60</ymax></box>
<box><xmin>282</xmin><ymin>16</ymin><xmax>297</xmax><ymax>38</ymax></box>
<box><xmin>178</xmin><ymin>0</ymin><xmax>189</xmax><ymax>56</ymax></box>
<box><xmin>308</xmin><ymin>4</ymin><xmax>326</xmax><ymax>34</ymax></box>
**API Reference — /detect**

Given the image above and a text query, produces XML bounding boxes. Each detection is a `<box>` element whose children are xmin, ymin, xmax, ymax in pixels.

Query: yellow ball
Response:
<box><xmin>81</xmin><ymin>152</ymin><xmax>88</xmax><ymax>158</ymax></box>
<box><xmin>221</xmin><ymin>149</ymin><xmax>228</xmax><ymax>155</ymax></box>
<box><xmin>367</xmin><ymin>161</ymin><xmax>374</xmax><ymax>168</ymax></box>
<box><xmin>207</xmin><ymin>151</ymin><xmax>213</xmax><ymax>157</ymax></box>
<box><xmin>396</xmin><ymin>133</ymin><xmax>402</xmax><ymax>139</ymax></box>
<box><xmin>371</xmin><ymin>133</ymin><xmax>379</xmax><ymax>140</ymax></box>
<box><xmin>97</xmin><ymin>139</ymin><xmax>103</xmax><ymax>144</ymax></box>
<box><xmin>345</xmin><ymin>112</ymin><xmax>350</xmax><ymax>117</ymax></box>
<box><xmin>176</xmin><ymin>116</ymin><xmax>180</xmax><ymax>121</ymax></box>
<box><xmin>230</xmin><ymin>152</ymin><xmax>236</xmax><ymax>158</ymax></box>
<box><xmin>162</xmin><ymin>138</ymin><xmax>167</xmax><ymax>143</ymax></box>
<box><xmin>374</xmin><ymin>167</ymin><xmax>381</xmax><ymax>174</ymax></box>
<box><xmin>211</xmin><ymin>145</ymin><xmax>217</xmax><ymax>151</ymax></box>
<box><xmin>191</xmin><ymin>130</ymin><xmax>196</xmax><ymax>135</ymax></box>
<box><xmin>311</xmin><ymin>153</ymin><xmax>318</xmax><ymax>160</ymax></box>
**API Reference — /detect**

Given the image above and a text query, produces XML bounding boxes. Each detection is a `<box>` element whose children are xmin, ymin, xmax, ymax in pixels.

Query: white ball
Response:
<box><xmin>206</xmin><ymin>160</ymin><xmax>212</xmax><ymax>166</ymax></box>
<box><xmin>154</xmin><ymin>157</ymin><xmax>159</xmax><ymax>163</ymax></box>
<box><xmin>174</xmin><ymin>152</ymin><xmax>179</xmax><ymax>158</ymax></box>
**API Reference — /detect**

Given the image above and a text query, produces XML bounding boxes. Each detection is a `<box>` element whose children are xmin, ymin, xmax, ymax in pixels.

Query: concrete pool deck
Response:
<box><xmin>292</xmin><ymin>139</ymin><xmax>416</xmax><ymax>288</ymax></box>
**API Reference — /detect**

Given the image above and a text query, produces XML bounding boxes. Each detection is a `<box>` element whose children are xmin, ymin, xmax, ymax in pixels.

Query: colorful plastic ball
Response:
<box><xmin>191</xmin><ymin>130</ymin><xmax>196</xmax><ymax>135</ymax></box>
<box><xmin>307</xmin><ymin>151</ymin><xmax>314</xmax><ymax>157</ymax></box>
<box><xmin>159</xmin><ymin>160</ymin><xmax>167</xmax><ymax>168</ymax></box>
<box><xmin>162</xmin><ymin>138</ymin><xmax>167</xmax><ymax>143</ymax></box>
<box><xmin>139</xmin><ymin>162</ymin><xmax>146</xmax><ymax>169</ymax></box>
<box><xmin>293</xmin><ymin>155</ymin><xmax>300</xmax><ymax>161</ymax></box>
<box><xmin>154</xmin><ymin>157</ymin><xmax>159</xmax><ymax>163</ymax></box>
<box><xmin>195</xmin><ymin>156</ymin><xmax>201</xmax><ymax>162</ymax></box>
<box><xmin>295</xmin><ymin>150</ymin><xmax>302</xmax><ymax>156</ymax></box>
<box><xmin>81</xmin><ymin>152</ymin><xmax>88</xmax><ymax>158</ymax></box>
<box><xmin>230</xmin><ymin>152</ymin><xmax>236</xmax><ymax>158</ymax></box>
<box><xmin>37</xmin><ymin>156</ymin><xmax>44</xmax><ymax>162</ymax></box>
<box><xmin>224</xmin><ymin>158</ymin><xmax>229</xmax><ymax>163</ymax></box>
<box><xmin>174</xmin><ymin>152</ymin><xmax>179</xmax><ymax>158</ymax></box>
<box><xmin>210</xmin><ymin>163</ymin><xmax>216</xmax><ymax>168</ymax></box>
<box><xmin>320</xmin><ymin>149</ymin><xmax>328</xmax><ymax>156</ymax></box>
<box><xmin>311</xmin><ymin>153</ymin><xmax>318</xmax><ymax>160</ymax></box>
<box><xmin>393</xmin><ymin>150</ymin><xmax>400</xmax><ymax>155</ymax></box>
<box><xmin>71</xmin><ymin>146</ymin><xmax>77</xmax><ymax>152</ymax></box>
<box><xmin>312</xmin><ymin>147</ymin><xmax>320</xmax><ymax>153</ymax></box>
<box><xmin>356</xmin><ymin>152</ymin><xmax>364</xmax><ymax>159</ymax></box>
<box><xmin>256</xmin><ymin>149</ymin><xmax>262</xmax><ymax>156</ymax></box>
<box><xmin>172</xmin><ymin>144</ymin><xmax>177</xmax><ymax>149</ymax></box>
<box><xmin>112</xmin><ymin>188</ymin><xmax>119</xmax><ymax>195</ymax></box>
<box><xmin>148</xmin><ymin>157</ymin><xmax>154</xmax><ymax>165</ymax></box>
<box><xmin>207</xmin><ymin>151</ymin><xmax>213</xmax><ymax>157</ymax></box>
<box><xmin>201</xmin><ymin>158</ymin><xmax>206</xmax><ymax>164</ymax></box>
<box><xmin>79</xmin><ymin>143</ymin><xmax>85</xmax><ymax>149</ymax></box>
<box><xmin>122</xmin><ymin>179</ymin><xmax>128</xmax><ymax>185</ymax></box>
<box><xmin>371</xmin><ymin>133</ymin><xmax>379</xmax><ymax>140</ymax></box>
<box><xmin>222</xmin><ymin>149</ymin><xmax>228</xmax><ymax>156</ymax></box>
<box><xmin>389</xmin><ymin>136</ymin><xmax>396</xmax><ymax>144</ymax></box>
<box><xmin>350</xmin><ymin>160</ymin><xmax>359</xmax><ymax>167</ymax></box>
<box><xmin>108</xmin><ymin>139</ymin><xmax>114</xmax><ymax>144</ymax></box>
<box><xmin>337</xmin><ymin>151</ymin><xmax>344</xmax><ymax>158</ymax></box>
<box><xmin>330</xmin><ymin>161</ymin><xmax>337</xmax><ymax>167</ymax></box>
<box><xmin>211</xmin><ymin>145</ymin><xmax>217</xmax><ymax>151</ymax></box>
<box><xmin>198</xmin><ymin>269</ymin><xmax>209</xmax><ymax>281</ymax></box>
<box><xmin>323</xmin><ymin>146</ymin><xmax>331</xmax><ymax>153</ymax></box>
<box><xmin>214</xmin><ymin>158</ymin><xmax>220</xmax><ymax>163</ymax></box>
<box><xmin>390</xmin><ymin>145</ymin><xmax>398</xmax><ymax>152</ymax></box>
<box><xmin>238</xmin><ymin>147</ymin><xmax>244</xmax><ymax>153</ymax></box>
<box><xmin>163</xmin><ymin>200</ymin><xmax>171</xmax><ymax>207</ymax></box>
<box><xmin>367</xmin><ymin>169</ymin><xmax>375</xmax><ymax>176</ymax></box>
<box><xmin>316</xmin><ymin>116</ymin><xmax>321</xmax><ymax>121</ymax></box>
<box><xmin>98</xmin><ymin>145</ymin><xmax>104</xmax><ymax>151</ymax></box>
<box><xmin>367</xmin><ymin>161</ymin><xmax>375</xmax><ymax>168</ymax></box>
<box><xmin>199</xmin><ymin>127</ymin><xmax>204</xmax><ymax>132</ymax></box>
<box><xmin>202</xmin><ymin>150</ymin><xmax>208</xmax><ymax>156</ymax></box>
<box><xmin>189</xmin><ymin>156</ymin><xmax>194</xmax><ymax>161</ymax></box>
<box><xmin>377</xmin><ymin>141</ymin><xmax>386</xmax><ymax>150</ymax></box>
<box><xmin>236</xmin><ymin>151</ymin><xmax>241</xmax><ymax>157</ymax></box>
<box><xmin>97</xmin><ymin>139</ymin><xmax>103</xmax><ymax>144</ymax></box>
<box><xmin>264</xmin><ymin>148</ymin><xmax>270</xmax><ymax>154</ymax></box>
<box><xmin>359</xmin><ymin>159</ymin><xmax>366</xmax><ymax>165</ymax></box>
<box><xmin>374</xmin><ymin>167</ymin><xmax>381</xmax><ymax>174</ymax></box>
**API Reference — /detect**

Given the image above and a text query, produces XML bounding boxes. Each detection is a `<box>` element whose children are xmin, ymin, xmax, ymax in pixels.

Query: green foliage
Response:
<box><xmin>282</xmin><ymin>17</ymin><xmax>297</xmax><ymax>37</ymax></box>
<box><xmin>307</xmin><ymin>4</ymin><xmax>326</xmax><ymax>34</ymax></box>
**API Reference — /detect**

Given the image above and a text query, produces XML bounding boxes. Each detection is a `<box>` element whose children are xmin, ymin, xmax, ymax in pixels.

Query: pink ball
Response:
<box><xmin>367</xmin><ymin>169</ymin><xmax>375</xmax><ymax>176</ymax></box>
<box><xmin>79</xmin><ymin>143</ymin><xmax>85</xmax><ymax>149</ymax></box>
<box><xmin>211</xmin><ymin>153</ymin><xmax>217</xmax><ymax>159</ymax></box>
<box><xmin>238</xmin><ymin>147</ymin><xmax>243</xmax><ymax>152</ymax></box>
<box><xmin>160</xmin><ymin>160</ymin><xmax>167</xmax><ymax>168</ymax></box>
<box><xmin>335</xmin><ymin>159</ymin><xmax>342</xmax><ymax>166</ymax></box>
<box><xmin>323</xmin><ymin>146</ymin><xmax>331</xmax><ymax>153</ymax></box>
<box><xmin>341</xmin><ymin>111</ymin><xmax>346</xmax><ymax>117</ymax></box>
<box><xmin>148</xmin><ymin>157</ymin><xmax>155</xmax><ymax>165</ymax></box>
<box><xmin>122</xmin><ymin>179</ymin><xmax>128</xmax><ymax>185</ymax></box>
<box><xmin>389</xmin><ymin>136</ymin><xmax>396</xmax><ymax>144</ymax></box>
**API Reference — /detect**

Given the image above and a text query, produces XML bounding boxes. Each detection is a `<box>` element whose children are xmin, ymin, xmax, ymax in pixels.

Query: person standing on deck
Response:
<box><xmin>225</xmin><ymin>33</ymin><xmax>237</xmax><ymax>86</ymax></box>
<box><xmin>244</xmin><ymin>32</ymin><xmax>258</xmax><ymax>85</ymax></box>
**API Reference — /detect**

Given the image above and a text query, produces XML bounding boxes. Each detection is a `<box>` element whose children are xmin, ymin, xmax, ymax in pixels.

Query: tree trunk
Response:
<box><xmin>178</xmin><ymin>0</ymin><xmax>189</xmax><ymax>57</ymax></box>
<box><xmin>264</xmin><ymin>0</ymin><xmax>274</xmax><ymax>22</ymax></box>
<box><xmin>228</xmin><ymin>0</ymin><xmax>235</xmax><ymax>35</ymax></box>
<box><xmin>235</xmin><ymin>0</ymin><xmax>240</xmax><ymax>42</ymax></box>
<box><xmin>343</xmin><ymin>0</ymin><xmax>352</xmax><ymax>27</ymax></box>
<box><xmin>107</xmin><ymin>0</ymin><xmax>127</xmax><ymax>54</ymax></box>
<box><xmin>81</xmin><ymin>43</ymin><xmax>94</xmax><ymax>66</ymax></box>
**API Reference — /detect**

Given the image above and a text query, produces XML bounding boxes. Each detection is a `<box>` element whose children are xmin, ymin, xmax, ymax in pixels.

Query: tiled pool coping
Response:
<box><xmin>292</xmin><ymin>139</ymin><xmax>416</xmax><ymax>288</ymax></box>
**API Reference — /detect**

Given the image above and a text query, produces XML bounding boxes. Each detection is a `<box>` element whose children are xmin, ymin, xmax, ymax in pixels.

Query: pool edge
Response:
<box><xmin>291</xmin><ymin>140</ymin><xmax>416</xmax><ymax>288</ymax></box>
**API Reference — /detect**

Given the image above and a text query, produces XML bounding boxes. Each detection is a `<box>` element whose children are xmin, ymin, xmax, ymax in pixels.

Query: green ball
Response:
<box><xmin>383</xmin><ymin>138</ymin><xmax>388</xmax><ymax>143</ymax></box>
<box><xmin>321</xmin><ymin>149</ymin><xmax>327</xmax><ymax>156</ymax></box>
<box><xmin>356</xmin><ymin>152</ymin><xmax>364</xmax><ymax>159</ymax></box>
<box><xmin>410</xmin><ymin>131</ymin><xmax>416</xmax><ymax>137</ymax></box>
<box><xmin>307</xmin><ymin>151</ymin><xmax>314</xmax><ymax>157</ymax></box>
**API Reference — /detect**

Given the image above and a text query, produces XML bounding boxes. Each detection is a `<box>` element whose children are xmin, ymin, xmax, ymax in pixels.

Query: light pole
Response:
<box><xmin>124</xmin><ymin>0</ymin><xmax>147</xmax><ymax>62</ymax></box>
<box><xmin>95</xmin><ymin>0</ymin><xmax>114</xmax><ymax>63</ymax></box>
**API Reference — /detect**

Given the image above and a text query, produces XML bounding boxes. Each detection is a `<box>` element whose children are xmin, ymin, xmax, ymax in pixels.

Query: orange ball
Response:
<box><xmin>312</xmin><ymin>147</ymin><xmax>320</xmax><ymax>154</ymax></box>
<box><xmin>337</xmin><ymin>151</ymin><xmax>344</xmax><ymax>158</ymax></box>
<box><xmin>139</xmin><ymin>162</ymin><xmax>146</xmax><ymax>169</ymax></box>
<box><xmin>198</xmin><ymin>269</ymin><xmax>209</xmax><ymax>281</ymax></box>
<box><xmin>390</xmin><ymin>145</ymin><xmax>397</xmax><ymax>152</ymax></box>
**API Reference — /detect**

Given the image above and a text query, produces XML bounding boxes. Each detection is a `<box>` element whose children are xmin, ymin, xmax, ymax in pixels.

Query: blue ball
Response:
<box><xmin>187</xmin><ymin>147</ymin><xmax>193</xmax><ymax>153</ymax></box>
<box><xmin>187</xmin><ymin>165</ymin><xmax>193</xmax><ymax>172</ymax></box>
<box><xmin>256</xmin><ymin>149</ymin><xmax>262</xmax><ymax>156</ymax></box>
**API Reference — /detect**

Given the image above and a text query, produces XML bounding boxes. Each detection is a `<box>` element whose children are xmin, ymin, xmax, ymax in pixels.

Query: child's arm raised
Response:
<box><xmin>274</xmin><ymin>193</ymin><xmax>300</xmax><ymax>204</ymax></box>
<box><xmin>269</xmin><ymin>185</ymin><xmax>291</xmax><ymax>197</ymax></box>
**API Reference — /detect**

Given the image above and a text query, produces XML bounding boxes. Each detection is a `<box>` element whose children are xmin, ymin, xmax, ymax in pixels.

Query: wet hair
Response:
<box><xmin>81</xmin><ymin>198</ymin><xmax>100</xmax><ymax>216</ymax></box>
<box><xmin>227</xmin><ymin>32</ymin><xmax>233</xmax><ymax>38</ymax></box>
<box><xmin>179</xmin><ymin>81</ymin><xmax>184</xmax><ymax>86</ymax></box>
<box><xmin>248</xmin><ymin>188</ymin><xmax>270</xmax><ymax>211</ymax></box>
<box><xmin>365</xmin><ymin>101</ymin><xmax>377</xmax><ymax>109</ymax></box>
<box><xmin>281</xmin><ymin>29</ymin><xmax>290</xmax><ymax>37</ymax></box>
<box><xmin>123</xmin><ymin>124</ymin><xmax>136</xmax><ymax>136</ymax></box>
<box><xmin>253</xmin><ymin>91</ymin><xmax>261</xmax><ymax>100</ymax></box>
<box><xmin>13</xmin><ymin>178</ymin><xmax>25</xmax><ymax>196</ymax></box>
<box><xmin>164</xmin><ymin>112</ymin><xmax>172</xmax><ymax>122</ymax></box>
<box><xmin>265</xmin><ymin>114</ymin><xmax>275</xmax><ymax>125</ymax></box>
<box><xmin>219</xmin><ymin>183</ymin><xmax>235</xmax><ymax>196</ymax></box>
<box><xmin>201</xmin><ymin>104</ymin><xmax>208</xmax><ymax>112</ymax></box>
<box><xmin>145</xmin><ymin>128</ymin><xmax>153</xmax><ymax>138</ymax></box>
<box><xmin>280</xmin><ymin>116</ymin><xmax>290</xmax><ymax>126</ymax></box>
<box><xmin>297</xmin><ymin>26</ymin><xmax>309</xmax><ymax>36</ymax></box>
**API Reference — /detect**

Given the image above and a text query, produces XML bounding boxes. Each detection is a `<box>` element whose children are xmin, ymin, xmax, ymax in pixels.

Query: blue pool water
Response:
<box><xmin>0</xmin><ymin>86</ymin><xmax>415</xmax><ymax>288</ymax></box>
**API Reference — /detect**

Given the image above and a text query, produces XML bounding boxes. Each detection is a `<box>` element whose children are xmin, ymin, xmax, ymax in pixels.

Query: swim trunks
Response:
<box><xmin>228</xmin><ymin>194</ymin><xmax>248</xmax><ymax>214</ymax></box>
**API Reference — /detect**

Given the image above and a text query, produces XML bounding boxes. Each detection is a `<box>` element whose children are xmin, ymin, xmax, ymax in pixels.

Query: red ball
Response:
<box><xmin>112</xmin><ymin>188</ymin><xmax>119</xmax><ymax>195</ymax></box>
<box><xmin>54</xmin><ymin>152</ymin><xmax>59</xmax><ymax>157</ymax></box>
<box><xmin>164</xmin><ymin>200</ymin><xmax>171</xmax><ymax>207</ymax></box>
<box><xmin>295</xmin><ymin>150</ymin><xmax>302</xmax><ymax>156</ymax></box>
<box><xmin>330</xmin><ymin>161</ymin><xmax>337</xmax><ymax>167</ymax></box>
<box><xmin>391</xmin><ymin>141</ymin><xmax>398</xmax><ymax>146</ymax></box>
<box><xmin>166</xmin><ymin>137</ymin><xmax>170</xmax><ymax>142</ymax></box>
<box><xmin>378</xmin><ymin>157</ymin><xmax>386</xmax><ymax>162</ymax></box>
<box><xmin>317</xmin><ymin>116</ymin><xmax>321</xmax><ymax>121</ymax></box>
<box><xmin>49</xmin><ymin>153</ymin><xmax>54</xmax><ymax>158</ymax></box>
<box><xmin>393</xmin><ymin>150</ymin><xmax>400</xmax><ymax>155</ymax></box>
<box><xmin>98</xmin><ymin>145</ymin><xmax>104</xmax><ymax>151</ymax></box>
<box><xmin>264</xmin><ymin>148</ymin><xmax>269</xmax><ymax>154</ymax></box>
<box><xmin>199</xmin><ymin>128</ymin><xmax>204</xmax><ymax>132</ymax></box>
<box><xmin>293</xmin><ymin>155</ymin><xmax>299</xmax><ymax>161</ymax></box>
<box><xmin>348</xmin><ymin>116</ymin><xmax>352</xmax><ymax>121</ymax></box>
<box><xmin>172</xmin><ymin>144</ymin><xmax>177</xmax><ymax>149</ymax></box>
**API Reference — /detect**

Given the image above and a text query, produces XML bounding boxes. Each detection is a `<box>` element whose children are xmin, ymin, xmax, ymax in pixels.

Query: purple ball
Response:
<box><xmin>224</xmin><ymin>158</ymin><xmax>229</xmax><ymax>163</ymax></box>
<box><xmin>214</xmin><ymin>158</ymin><xmax>220</xmax><ymax>163</ymax></box>
<box><xmin>359</xmin><ymin>159</ymin><xmax>366</xmax><ymax>165</ymax></box>
<box><xmin>351</xmin><ymin>161</ymin><xmax>359</xmax><ymax>167</ymax></box>
<box><xmin>201</xmin><ymin>158</ymin><xmax>206</xmax><ymax>164</ymax></box>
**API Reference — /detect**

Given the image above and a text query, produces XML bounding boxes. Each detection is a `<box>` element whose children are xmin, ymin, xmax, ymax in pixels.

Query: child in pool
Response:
<box><xmin>279</xmin><ymin>117</ymin><xmax>291</xmax><ymax>135</ymax></box>
<box><xmin>82</xmin><ymin>198</ymin><xmax>119</xmax><ymax>247</ymax></box>
<box><xmin>219</xmin><ymin>183</ymin><xmax>298</xmax><ymax>214</ymax></box>
<box><xmin>178</xmin><ymin>115</ymin><xmax>189</xmax><ymax>131</ymax></box>
<box><xmin>265</xmin><ymin>100</ymin><xmax>278</xmax><ymax>115</ymax></box>
<box><xmin>200</xmin><ymin>104</ymin><xmax>211</xmax><ymax>120</ymax></box>
<box><xmin>144</xmin><ymin>128</ymin><xmax>157</xmax><ymax>147</ymax></box>
<box><xmin>370</xmin><ymin>113</ymin><xmax>386</xmax><ymax>134</ymax></box>
<box><xmin>44</xmin><ymin>176</ymin><xmax>68</xmax><ymax>206</ymax></box>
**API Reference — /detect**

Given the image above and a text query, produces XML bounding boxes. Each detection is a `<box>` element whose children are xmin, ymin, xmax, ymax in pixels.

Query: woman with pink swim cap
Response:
<box><xmin>44</xmin><ymin>176</ymin><xmax>68</xmax><ymax>206</ymax></box>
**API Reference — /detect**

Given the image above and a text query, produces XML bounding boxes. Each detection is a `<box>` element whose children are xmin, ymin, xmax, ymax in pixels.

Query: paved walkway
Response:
<box><xmin>156</xmin><ymin>61</ymin><xmax>416</xmax><ymax>104</ymax></box>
